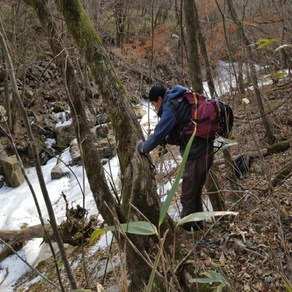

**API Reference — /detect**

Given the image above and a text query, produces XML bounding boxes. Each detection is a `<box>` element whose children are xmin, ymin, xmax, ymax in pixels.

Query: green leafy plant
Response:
<box><xmin>90</xmin><ymin>221</ymin><xmax>158</xmax><ymax>242</ymax></box>
<box><xmin>158</xmin><ymin>124</ymin><xmax>196</xmax><ymax>226</ymax></box>
<box><xmin>256</xmin><ymin>38</ymin><xmax>278</xmax><ymax>49</ymax></box>
<box><xmin>272</xmin><ymin>71</ymin><xmax>287</xmax><ymax>80</ymax></box>
<box><xmin>280</xmin><ymin>273</ymin><xmax>292</xmax><ymax>292</ymax></box>
<box><xmin>177</xmin><ymin>211</ymin><xmax>238</xmax><ymax>227</ymax></box>
<box><xmin>90</xmin><ymin>122</ymin><xmax>238</xmax><ymax>291</ymax></box>
<box><xmin>190</xmin><ymin>271</ymin><xmax>230</xmax><ymax>292</ymax></box>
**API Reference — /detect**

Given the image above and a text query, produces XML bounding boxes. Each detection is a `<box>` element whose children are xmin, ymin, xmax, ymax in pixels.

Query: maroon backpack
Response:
<box><xmin>169</xmin><ymin>91</ymin><xmax>233</xmax><ymax>140</ymax></box>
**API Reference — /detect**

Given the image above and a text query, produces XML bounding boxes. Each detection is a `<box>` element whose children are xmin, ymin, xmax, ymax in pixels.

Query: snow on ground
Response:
<box><xmin>0</xmin><ymin>102</ymin><xmax>175</xmax><ymax>291</ymax></box>
<box><xmin>0</xmin><ymin>146</ymin><xmax>120</xmax><ymax>291</ymax></box>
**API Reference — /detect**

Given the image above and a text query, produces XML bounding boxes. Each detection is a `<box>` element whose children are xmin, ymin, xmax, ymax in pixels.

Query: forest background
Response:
<box><xmin>0</xmin><ymin>0</ymin><xmax>291</xmax><ymax>291</ymax></box>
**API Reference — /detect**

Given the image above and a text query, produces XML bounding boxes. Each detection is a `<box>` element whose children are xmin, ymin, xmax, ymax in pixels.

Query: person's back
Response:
<box><xmin>164</xmin><ymin>86</ymin><xmax>214</xmax><ymax>160</ymax></box>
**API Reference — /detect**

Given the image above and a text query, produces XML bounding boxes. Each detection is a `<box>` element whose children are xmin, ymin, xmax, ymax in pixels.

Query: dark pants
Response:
<box><xmin>181</xmin><ymin>152</ymin><xmax>213</xmax><ymax>218</ymax></box>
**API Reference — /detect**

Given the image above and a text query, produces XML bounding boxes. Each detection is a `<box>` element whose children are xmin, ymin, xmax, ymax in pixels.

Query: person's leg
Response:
<box><xmin>180</xmin><ymin>152</ymin><xmax>213</xmax><ymax>230</ymax></box>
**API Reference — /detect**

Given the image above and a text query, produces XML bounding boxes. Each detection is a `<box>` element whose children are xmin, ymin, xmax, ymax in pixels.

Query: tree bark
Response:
<box><xmin>114</xmin><ymin>0</ymin><xmax>128</xmax><ymax>46</ymax></box>
<box><xmin>267</xmin><ymin>139</ymin><xmax>291</xmax><ymax>155</ymax></box>
<box><xmin>23</xmin><ymin>0</ymin><xmax>120</xmax><ymax>228</ymax></box>
<box><xmin>206</xmin><ymin>168</ymin><xmax>226</xmax><ymax>211</ymax></box>
<box><xmin>183</xmin><ymin>0</ymin><xmax>204</xmax><ymax>93</ymax></box>
<box><xmin>0</xmin><ymin>214</ymin><xmax>96</xmax><ymax>262</ymax></box>
<box><xmin>0</xmin><ymin>224</ymin><xmax>50</xmax><ymax>243</ymax></box>
<box><xmin>0</xmin><ymin>240</ymin><xmax>24</xmax><ymax>263</ymax></box>
<box><xmin>54</xmin><ymin>0</ymin><xmax>173</xmax><ymax>230</ymax></box>
<box><xmin>193</xmin><ymin>2</ymin><xmax>216</xmax><ymax>97</ymax></box>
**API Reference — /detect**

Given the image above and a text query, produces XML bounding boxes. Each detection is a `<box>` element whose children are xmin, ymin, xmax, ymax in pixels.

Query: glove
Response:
<box><xmin>136</xmin><ymin>139</ymin><xmax>144</xmax><ymax>153</ymax></box>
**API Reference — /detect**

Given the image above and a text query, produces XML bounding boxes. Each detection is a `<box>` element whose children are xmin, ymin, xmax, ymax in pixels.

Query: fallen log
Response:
<box><xmin>267</xmin><ymin>139</ymin><xmax>291</xmax><ymax>155</ymax></box>
<box><xmin>0</xmin><ymin>205</ymin><xmax>99</xmax><ymax>262</ymax></box>
<box><xmin>0</xmin><ymin>240</ymin><xmax>24</xmax><ymax>262</ymax></box>
<box><xmin>0</xmin><ymin>224</ymin><xmax>51</xmax><ymax>262</ymax></box>
<box><xmin>214</xmin><ymin>139</ymin><xmax>291</xmax><ymax>166</ymax></box>
<box><xmin>0</xmin><ymin>224</ymin><xmax>50</xmax><ymax>242</ymax></box>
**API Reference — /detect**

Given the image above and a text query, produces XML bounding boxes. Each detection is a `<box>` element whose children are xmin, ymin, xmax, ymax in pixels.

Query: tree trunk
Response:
<box><xmin>0</xmin><ymin>224</ymin><xmax>49</xmax><ymax>263</ymax></box>
<box><xmin>194</xmin><ymin>2</ymin><xmax>216</xmax><ymax>97</ymax></box>
<box><xmin>2</xmin><ymin>58</ymin><xmax>16</xmax><ymax>133</ymax></box>
<box><xmin>215</xmin><ymin>0</ymin><xmax>242</xmax><ymax>96</ymax></box>
<box><xmin>0</xmin><ymin>207</ymin><xmax>98</xmax><ymax>263</ymax></box>
<box><xmin>0</xmin><ymin>240</ymin><xmax>24</xmax><ymax>263</ymax></box>
<box><xmin>0</xmin><ymin>224</ymin><xmax>50</xmax><ymax>243</ymax></box>
<box><xmin>238</xmin><ymin>59</ymin><xmax>246</xmax><ymax>94</ymax></box>
<box><xmin>206</xmin><ymin>168</ymin><xmax>226</xmax><ymax>211</ymax></box>
<box><xmin>223</xmin><ymin>149</ymin><xmax>240</xmax><ymax>201</ymax></box>
<box><xmin>183</xmin><ymin>0</ymin><xmax>204</xmax><ymax>93</ymax></box>
<box><xmin>267</xmin><ymin>139</ymin><xmax>291</xmax><ymax>155</ymax></box>
<box><xmin>114</xmin><ymin>0</ymin><xmax>128</xmax><ymax>46</ymax></box>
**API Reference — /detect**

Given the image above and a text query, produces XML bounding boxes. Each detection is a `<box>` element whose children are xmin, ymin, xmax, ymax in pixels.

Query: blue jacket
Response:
<box><xmin>142</xmin><ymin>85</ymin><xmax>214</xmax><ymax>159</ymax></box>
<box><xmin>142</xmin><ymin>85</ymin><xmax>187</xmax><ymax>153</ymax></box>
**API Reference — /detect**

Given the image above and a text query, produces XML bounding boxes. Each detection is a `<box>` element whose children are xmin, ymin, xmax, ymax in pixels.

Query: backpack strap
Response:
<box><xmin>192</xmin><ymin>93</ymin><xmax>209</xmax><ymax>124</ymax></box>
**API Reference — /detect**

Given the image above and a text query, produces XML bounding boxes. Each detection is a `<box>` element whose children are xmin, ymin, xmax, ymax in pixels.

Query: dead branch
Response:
<box><xmin>214</xmin><ymin>139</ymin><xmax>291</xmax><ymax>166</ymax></box>
<box><xmin>272</xmin><ymin>161</ymin><xmax>292</xmax><ymax>187</ymax></box>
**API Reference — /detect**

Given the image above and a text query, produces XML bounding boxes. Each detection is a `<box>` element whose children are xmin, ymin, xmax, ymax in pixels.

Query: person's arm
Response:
<box><xmin>141</xmin><ymin>105</ymin><xmax>177</xmax><ymax>153</ymax></box>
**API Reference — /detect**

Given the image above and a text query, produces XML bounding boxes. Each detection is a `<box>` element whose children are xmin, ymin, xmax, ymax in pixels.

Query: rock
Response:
<box><xmin>91</xmin><ymin>124</ymin><xmax>109</xmax><ymax>139</ymax></box>
<box><xmin>70</xmin><ymin>139</ymin><xmax>82</xmax><ymax>165</ymax></box>
<box><xmin>0</xmin><ymin>155</ymin><xmax>25</xmax><ymax>187</ymax></box>
<box><xmin>0</xmin><ymin>105</ymin><xmax>7</xmax><ymax>123</ymax></box>
<box><xmin>96</xmin><ymin>137</ymin><xmax>116</xmax><ymax>158</ymax></box>
<box><xmin>133</xmin><ymin>104</ymin><xmax>147</xmax><ymax>119</ymax></box>
<box><xmin>51</xmin><ymin>163</ymin><xmax>69</xmax><ymax>180</ymax></box>
<box><xmin>55</xmin><ymin>123</ymin><xmax>75</xmax><ymax>150</ymax></box>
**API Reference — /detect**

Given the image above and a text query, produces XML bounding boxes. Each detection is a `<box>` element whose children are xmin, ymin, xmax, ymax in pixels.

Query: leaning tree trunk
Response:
<box><xmin>183</xmin><ymin>0</ymin><xmax>204</xmax><ymax>93</ymax></box>
<box><xmin>24</xmin><ymin>0</ymin><xmax>174</xmax><ymax>289</ymax></box>
<box><xmin>226</xmin><ymin>0</ymin><xmax>276</xmax><ymax>144</ymax></box>
<box><xmin>45</xmin><ymin>0</ymin><xmax>174</xmax><ymax>289</ymax></box>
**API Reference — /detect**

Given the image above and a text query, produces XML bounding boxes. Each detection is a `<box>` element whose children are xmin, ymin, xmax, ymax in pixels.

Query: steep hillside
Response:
<box><xmin>2</xmin><ymin>66</ymin><xmax>291</xmax><ymax>291</ymax></box>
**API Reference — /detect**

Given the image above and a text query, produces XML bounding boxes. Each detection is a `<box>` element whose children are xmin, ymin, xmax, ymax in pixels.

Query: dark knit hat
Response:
<box><xmin>148</xmin><ymin>83</ymin><xmax>166</xmax><ymax>102</ymax></box>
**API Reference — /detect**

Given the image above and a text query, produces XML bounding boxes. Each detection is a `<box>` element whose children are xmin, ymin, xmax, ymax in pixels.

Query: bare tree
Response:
<box><xmin>194</xmin><ymin>1</ymin><xmax>216</xmax><ymax>97</ymax></box>
<box><xmin>114</xmin><ymin>0</ymin><xmax>128</xmax><ymax>46</ymax></box>
<box><xmin>226</xmin><ymin>0</ymin><xmax>276</xmax><ymax>144</ymax></box>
